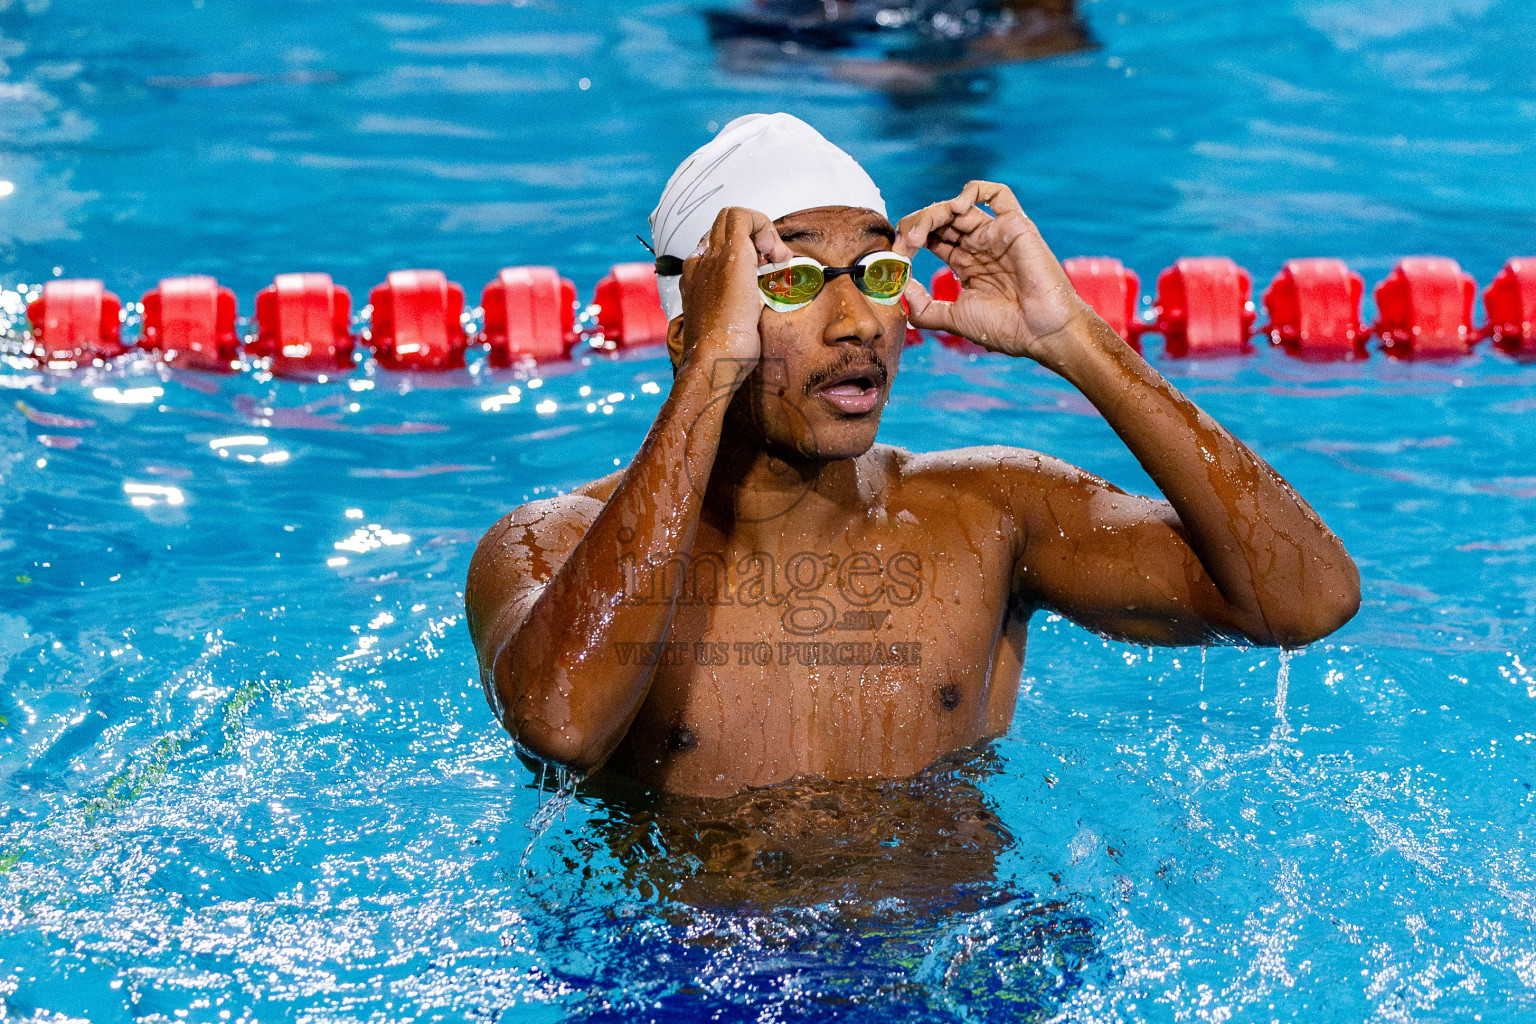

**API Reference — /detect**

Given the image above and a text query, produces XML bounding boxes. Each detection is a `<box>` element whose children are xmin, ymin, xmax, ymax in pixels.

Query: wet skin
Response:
<box><xmin>574</xmin><ymin>748</ymin><xmax>1026</xmax><ymax>910</ymax></box>
<box><xmin>465</xmin><ymin>184</ymin><xmax>1361</xmax><ymax>799</ymax></box>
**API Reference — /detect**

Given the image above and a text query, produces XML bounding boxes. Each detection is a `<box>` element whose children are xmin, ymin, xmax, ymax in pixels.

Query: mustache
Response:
<box><xmin>801</xmin><ymin>349</ymin><xmax>890</xmax><ymax>395</ymax></box>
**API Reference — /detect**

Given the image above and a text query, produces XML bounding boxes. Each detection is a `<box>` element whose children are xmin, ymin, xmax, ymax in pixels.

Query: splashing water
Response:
<box><xmin>1270</xmin><ymin>648</ymin><xmax>1293</xmax><ymax>747</ymax></box>
<box><xmin>522</xmin><ymin>762</ymin><xmax>579</xmax><ymax>867</ymax></box>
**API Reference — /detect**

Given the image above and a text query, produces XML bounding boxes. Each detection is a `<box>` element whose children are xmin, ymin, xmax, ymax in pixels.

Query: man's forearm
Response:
<box><xmin>1042</xmin><ymin>312</ymin><xmax>1360</xmax><ymax>644</ymax></box>
<box><xmin>496</xmin><ymin>348</ymin><xmax>739</xmax><ymax>769</ymax></box>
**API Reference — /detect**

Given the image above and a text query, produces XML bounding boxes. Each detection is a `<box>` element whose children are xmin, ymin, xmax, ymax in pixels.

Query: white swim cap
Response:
<box><xmin>649</xmin><ymin>112</ymin><xmax>888</xmax><ymax>321</ymax></box>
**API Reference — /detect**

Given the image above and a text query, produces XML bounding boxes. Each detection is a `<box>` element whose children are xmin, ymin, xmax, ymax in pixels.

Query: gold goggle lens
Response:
<box><xmin>758</xmin><ymin>252</ymin><xmax>910</xmax><ymax>312</ymax></box>
<box><xmin>759</xmin><ymin>263</ymin><xmax>825</xmax><ymax>309</ymax></box>
<box><xmin>859</xmin><ymin>256</ymin><xmax>910</xmax><ymax>301</ymax></box>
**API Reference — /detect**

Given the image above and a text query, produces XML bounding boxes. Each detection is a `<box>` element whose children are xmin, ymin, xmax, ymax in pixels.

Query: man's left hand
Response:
<box><xmin>895</xmin><ymin>180</ymin><xmax>1091</xmax><ymax>365</ymax></box>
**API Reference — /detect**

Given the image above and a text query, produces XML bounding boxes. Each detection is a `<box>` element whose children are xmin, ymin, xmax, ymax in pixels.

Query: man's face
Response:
<box><xmin>727</xmin><ymin>205</ymin><xmax>907</xmax><ymax>462</ymax></box>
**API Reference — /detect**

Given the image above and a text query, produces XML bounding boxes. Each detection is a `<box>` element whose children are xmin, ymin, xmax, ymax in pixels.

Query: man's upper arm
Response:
<box><xmin>996</xmin><ymin>449</ymin><xmax>1260</xmax><ymax>645</ymax></box>
<box><xmin>463</xmin><ymin>493</ymin><xmax>605</xmax><ymax>679</ymax></box>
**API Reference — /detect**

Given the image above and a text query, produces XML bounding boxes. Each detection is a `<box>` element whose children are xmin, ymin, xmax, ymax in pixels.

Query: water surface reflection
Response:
<box><xmin>518</xmin><ymin>746</ymin><xmax>1100</xmax><ymax>1019</ymax></box>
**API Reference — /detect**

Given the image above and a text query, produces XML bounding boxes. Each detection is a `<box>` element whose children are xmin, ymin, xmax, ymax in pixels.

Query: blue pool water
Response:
<box><xmin>3</xmin><ymin>0</ymin><xmax>1536</xmax><ymax>1020</ymax></box>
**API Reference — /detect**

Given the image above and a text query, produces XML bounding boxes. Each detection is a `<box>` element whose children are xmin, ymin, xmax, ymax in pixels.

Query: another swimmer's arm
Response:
<box><xmin>465</xmin><ymin>207</ymin><xmax>789</xmax><ymax>772</ymax></box>
<box><xmin>900</xmin><ymin>181</ymin><xmax>1360</xmax><ymax>646</ymax></box>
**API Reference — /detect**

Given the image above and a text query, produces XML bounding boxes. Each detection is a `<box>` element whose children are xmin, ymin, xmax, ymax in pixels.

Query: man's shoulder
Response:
<box><xmin>572</xmin><ymin>468</ymin><xmax>625</xmax><ymax>503</ymax></box>
<box><xmin>465</xmin><ymin>480</ymin><xmax>612</xmax><ymax>640</ymax></box>
<box><xmin>483</xmin><ymin>469</ymin><xmax>623</xmax><ymax>533</ymax></box>
<box><xmin>874</xmin><ymin>443</ymin><xmax>1108</xmax><ymax>531</ymax></box>
<box><xmin>881</xmin><ymin>443</ymin><xmax>1083</xmax><ymax>489</ymax></box>
<box><xmin>471</xmin><ymin>477</ymin><xmax>614</xmax><ymax>562</ymax></box>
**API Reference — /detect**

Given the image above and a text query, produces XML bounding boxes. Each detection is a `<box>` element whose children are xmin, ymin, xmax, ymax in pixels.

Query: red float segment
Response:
<box><xmin>924</xmin><ymin>268</ymin><xmax>984</xmax><ymax>352</ymax></box>
<box><xmin>594</xmin><ymin>263</ymin><xmax>669</xmax><ymax>348</ymax></box>
<box><xmin>1260</xmin><ymin>259</ymin><xmax>1365</xmax><ymax>358</ymax></box>
<box><xmin>1152</xmin><ymin>258</ymin><xmax>1255</xmax><ymax>357</ymax></box>
<box><xmin>1063</xmin><ymin>257</ymin><xmax>1142</xmax><ymax>350</ymax></box>
<box><xmin>1371</xmin><ymin>257</ymin><xmax>1476</xmax><ymax>358</ymax></box>
<box><xmin>481</xmin><ymin>266</ymin><xmax>576</xmax><ymax>365</ymax></box>
<box><xmin>251</xmin><ymin>273</ymin><xmax>354</xmax><ymax>376</ymax></box>
<box><xmin>367</xmin><ymin>269</ymin><xmax>467</xmax><ymax>371</ymax></box>
<box><xmin>140</xmin><ymin>275</ymin><xmax>240</xmax><ymax>371</ymax></box>
<box><xmin>1481</xmin><ymin>258</ymin><xmax>1536</xmax><ymax>353</ymax></box>
<box><xmin>25</xmin><ymin>279</ymin><xmax>125</xmax><ymax>364</ymax></box>
<box><xmin>930</xmin><ymin>266</ymin><xmax>961</xmax><ymax>304</ymax></box>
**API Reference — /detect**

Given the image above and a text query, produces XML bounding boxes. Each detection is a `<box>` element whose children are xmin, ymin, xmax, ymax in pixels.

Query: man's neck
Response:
<box><xmin>701</xmin><ymin>432</ymin><xmax>878</xmax><ymax>548</ymax></box>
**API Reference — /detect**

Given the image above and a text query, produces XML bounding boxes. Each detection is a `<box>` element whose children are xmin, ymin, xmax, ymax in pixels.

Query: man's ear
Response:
<box><xmin>666</xmin><ymin>315</ymin><xmax>685</xmax><ymax>371</ymax></box>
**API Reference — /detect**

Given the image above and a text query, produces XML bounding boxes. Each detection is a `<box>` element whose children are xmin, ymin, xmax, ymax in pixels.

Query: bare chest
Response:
<box><xmin>605</xmin><ymin>538</ymin><xmax>1021</xmax><ymax>794</ymax></box>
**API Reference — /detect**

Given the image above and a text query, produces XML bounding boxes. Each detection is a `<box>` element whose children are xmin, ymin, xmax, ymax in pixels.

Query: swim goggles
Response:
<box><xmin>655</xmin><ymin>250</ymin><xmax>912</xmax><ymax>313</ymax></box>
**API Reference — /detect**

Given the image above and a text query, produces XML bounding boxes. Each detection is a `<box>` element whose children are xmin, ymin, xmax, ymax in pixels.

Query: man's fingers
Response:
<box><xmin>714</xmin><ymin>207</ymin><xmax>791</xmax><ymax>266</ymax></box>
<box><xmin>931</xmin><ymin>209</ymin><xmax>993</xmax><ymax>247</ymax></box>
<box><xmin>955</xmin><ymin>180</ymin><xmax>1025</xmax><ymax>220</ymax></box>
<box><xmin>927</xmin><ymin>236</ymin><xmax>962</xmax><ymax>266</ymax></box>
<box><xmin>948</xmin><ymin>180</ymin><xmax>984</xmax><ymax>216</ymax></box>
<box><xmin>898</xmin><ymin>195</ymin><xmax>1002</xmax><ymax>257</ymax></box>
<box><xmin>698</xmin><ymin>207</ymin><xmax>735</xmax><ymax>261</ymax></box>
<box><xmin>967</xmin><ymin>180</ymin><xmax>1025</xmax><ymax>218</ymax></box>
<box><xmin>683</xmin><ymin>207</ymin><xmax>771</xmax><ymax>302</ymax></box>
<box><xmin>744</xmin><ymin>210</ymin><xmax>793</xmax><ymax>265</ymax></box>
<box><xmin>894</xmin><ymin>206</ymin><xmax>936</xmax><ymax>257</ymax></box>
<box><xmin>697</xmin><ymin>207</ymin><xmax>785</xmax><ymax>261</ymax></box>
<box><xmin>896</xmin><ymin>200</ymin><xmax>963</xmax><ymax>256</ymax></box>
<box><xmin>902</xmin><ymin>277</ymin><xmax>958</xmax><ymax>335</ymax></box>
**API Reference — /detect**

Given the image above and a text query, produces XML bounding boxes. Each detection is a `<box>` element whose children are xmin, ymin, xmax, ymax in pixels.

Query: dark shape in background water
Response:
<box><xmin>705</xmin><ymin>0</ymin><xmax>1092</xmax><ymax>100</ymax></box>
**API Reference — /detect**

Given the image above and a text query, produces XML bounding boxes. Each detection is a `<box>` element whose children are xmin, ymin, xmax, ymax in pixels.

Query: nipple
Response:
<box><xmin>667</xmin><ymin>724</ymin><xmax>699</xmax><ymax>752</ymax></box>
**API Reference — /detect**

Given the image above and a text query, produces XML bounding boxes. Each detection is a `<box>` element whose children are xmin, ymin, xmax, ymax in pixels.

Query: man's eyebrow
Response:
<box><xmin>778</xmin><ymin>221</ymin><xmax>894</xmax><ymax>247</ymax></box>
<box><xmin>778</xmin><ymin>228</ymin><xmax>824</xmax><ymax>244</ymax></box>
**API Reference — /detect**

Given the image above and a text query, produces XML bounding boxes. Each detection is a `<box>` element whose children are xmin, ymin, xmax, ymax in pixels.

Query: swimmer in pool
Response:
<box><xmin>705</xmin><ymin>0</ymin><xmax>1092</xmax><ymax>97</ymax></box>
<box><xmin>465</xmin><ymin>113</ymin><xmax>1361</xmax><ymax>800</ymax></box>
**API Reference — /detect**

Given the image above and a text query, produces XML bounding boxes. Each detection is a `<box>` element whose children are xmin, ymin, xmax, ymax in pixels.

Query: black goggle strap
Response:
<box><xmin>655</xmin><ymin>256</ymin><xmax>896</xmax><ymax>288</ymax></box>
<box><xmin>655</xmin><ymin>255</ymin><xmax>851</xmax><ymax>282</ymax></box>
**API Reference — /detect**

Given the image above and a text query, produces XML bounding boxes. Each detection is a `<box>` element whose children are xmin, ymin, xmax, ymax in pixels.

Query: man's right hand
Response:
<box><xmin>678</xmin><ymin>207</ymin><xmax>792</xmax><ymax>380</ymax></box>
<box><xmin>470</xmin><ymin>206</ymin><xmax>792</xmax><ymax>775</ymax></box>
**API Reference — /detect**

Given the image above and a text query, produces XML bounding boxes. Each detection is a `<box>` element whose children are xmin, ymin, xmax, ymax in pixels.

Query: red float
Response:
<box><xmin>1063</xmin><ymin>256</ymin><xmax>1143</xmax><ymax>350</ymax></box>
<box><xmin>1152</xmin><ymin>258</ymin><xmax>1255</xmax><ymax>357</ymax></box>
<box><xmin>594</xmin><ymin>263</ymin><xmax>670</xmax><ymax>349</ymax></box>
<box><xmin>1260</xmin><ymin>258</ymin><xmax>1365</xmax><ymax>358</ymax></box>
<box><xmin>480</xmin><ymin>266</ymin><xmax>577</xmax><ymax>365</ymax></box>
<box><xmin>367</xmin><ymin>269</ymin><xmax>467</xmax><ymax>371</ymax></box>
<box><xmin>930</xmin><ymin>267</ymin><xmax>960</xmax><ymax>303</ymax></box>
<box><xmin>1481</xmin><ymin>258</ymin><xmax>1536</xmax><ymax>353</ymax></box>
<box><xmin>925</xmin><ymin>268</ymin><xmax>985</xmax><ymax>352</ymax></box>
<box><xmin>250</xmin><ymin>273</ymin><xmax>354</xmax><ymax>376</ymax></box>
<box><xmin>25</xmin><ymin>279</ymin><xmax>125</xmax><ymax>364</ymax></box>
<box><xmin>139</xmin><ymin>275</ymin><xmax>240</xmax><ymax>371</ymax></box>
<box><xmin>1371</xmin><ymin>257</ymin><xmax>1476</xmax><ymax>358</ymax></box>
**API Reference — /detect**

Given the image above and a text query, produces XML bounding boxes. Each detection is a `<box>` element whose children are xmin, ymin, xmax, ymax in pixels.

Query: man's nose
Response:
<box><xmin>821</xmin><ymin>275</ymin><xmax>885</xmax><ymax>346</ymax></box>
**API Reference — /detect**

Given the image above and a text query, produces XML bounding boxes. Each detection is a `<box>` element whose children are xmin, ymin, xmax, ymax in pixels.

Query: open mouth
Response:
<box><xmin>811</xmin><ymin>364</ymin><xmax>885</xmax><ymax>416</ymax></box>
